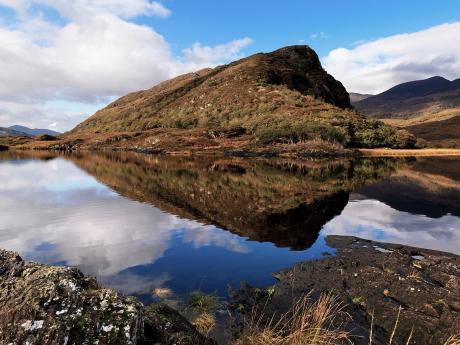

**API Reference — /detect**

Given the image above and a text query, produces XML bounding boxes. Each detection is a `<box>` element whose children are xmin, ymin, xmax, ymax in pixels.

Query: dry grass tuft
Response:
<box><xmin>192</xmin><ymin>312</ymin><xmax>217</xmax><ymax>336</ymax></box>
<box><xmin>232</xmin><ymin>292</ymin><xmax>350</xmax><ymax>345</ymax></box>
<box><xmin>152</xmin><ymin>287</ymin><xmax>174</xmax><ymax>299</ymax></box>
<box><xmin>444</xmin><ymin>335</ymin><xmax>460</xmax><ymax>345</ymax></box>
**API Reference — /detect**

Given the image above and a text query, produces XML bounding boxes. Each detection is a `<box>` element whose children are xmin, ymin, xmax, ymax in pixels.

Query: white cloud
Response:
<box><xmin>182</xmin><ymin>38</ymin><xmax>254</xmax><ymax>67</ymax></box>
<box><xmin>0</xmin><ymin>0</ymin><xmax>171</xmax><ymax>19</ymax></box>
<box><xmin>0</xmin><ymin>1</ymin><xmax>253</xmax><ymax>131</ymax></box>
<box><xmin>309</xmin><ymin>32</ymin><xmax>328</xmax><ymax>40</ymax></box>
<box><xmin>323</xmin><ymin>22</ymin><xmax>460</xmax><ymax>94</ymax></box>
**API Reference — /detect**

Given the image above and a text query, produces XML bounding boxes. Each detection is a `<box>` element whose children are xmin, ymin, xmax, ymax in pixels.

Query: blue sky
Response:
<box><xmin>0</xmin><ymin>0</ymin><xmax>459</xmax><ymax>131</ymax></box>
<box><xmin>149</xmin><ymin>0</ymin><xmax>460</xmax><ymax>57</ymax></box>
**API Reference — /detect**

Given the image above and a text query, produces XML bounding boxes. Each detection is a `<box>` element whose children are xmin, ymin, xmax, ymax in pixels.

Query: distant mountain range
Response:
<box><xmin>0</xmin><ymin>125</ymin><xmax>61</xmax><ymax>137</ymax></box>
<box><xmin>353</xmin><ymin>76</ymin><xmax>460</xmax><ymax>147</ymax></box>
<box><xmin>353</xmin><ymin>76</ymin><xmax>460</xmax><ymax>120</ymax></box>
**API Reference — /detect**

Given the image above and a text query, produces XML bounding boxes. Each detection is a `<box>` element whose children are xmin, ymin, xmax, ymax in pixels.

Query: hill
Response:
<box><xmin>68</xmin><ymin>46</ymin><xmax>415</xmax><ymax>152</ymax></box>
<box><xmin>353</xmin><ymin>76</ymin><xmax>460</xmax><ymax>147</ymax></box>
<box><xmin>349</xmin><ymin>92</ymin><xmax>373</xmax><ymax>103</ymax></box>
<box><xmin>354</xmin><ymin>76</ymin><xmax>460</xmax><ymax>123</ymax></box>
<box><xmin>0</xmin><ymin>127</ymin><xmax>30</xmax><ymax>137</ymax></box>
<box><xmin>8</xmin><ymin>125</ymin><xmax>61</xmax><ymax>137</ymax></box>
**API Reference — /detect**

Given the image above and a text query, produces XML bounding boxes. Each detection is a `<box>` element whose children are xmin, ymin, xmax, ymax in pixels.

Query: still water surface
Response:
<box><xmin>0</xmin><ymin>151</ymin><xmax>459</xmax><ymax>303</ymax></box>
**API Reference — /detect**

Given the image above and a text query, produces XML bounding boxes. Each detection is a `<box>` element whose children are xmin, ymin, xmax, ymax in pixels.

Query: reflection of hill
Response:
<box><xmin>356</xmin><ymin>157</ymin><xmax>460</xmax><ymax>218</ymax></box>
<box><xmin>65</xmin><ymin>153</ymin><xmax>398</xmax><ymax>250</ymax></box>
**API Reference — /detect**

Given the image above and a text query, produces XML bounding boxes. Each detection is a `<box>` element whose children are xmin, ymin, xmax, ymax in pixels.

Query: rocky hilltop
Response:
<box><xmin>42</xmin><ymin>45</ymin><xmax>414</xmax><ymax>155</ymax></box>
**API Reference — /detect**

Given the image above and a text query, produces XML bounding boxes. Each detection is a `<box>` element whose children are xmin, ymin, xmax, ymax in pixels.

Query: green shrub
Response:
<box><xmin>349</xmin><ymin>119</ymin><xmax>416</xmax><ymax>149</ymax></box>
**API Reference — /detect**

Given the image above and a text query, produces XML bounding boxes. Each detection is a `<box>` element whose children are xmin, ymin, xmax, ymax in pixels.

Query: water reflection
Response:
<box><xmin>324</xmin><ymin>157</ymin><xmax>460</xmax><ymax>254</ymax></box>
<box><xmin>324</xmin><ymin>199</ymin><xmax>460</xmax><ymax>254</ymax></box>
<box><xmin>0</xmin><ymin>151</ymin><xmax>459</xmax><ymax>301</ymax></box>
<box><xmin>66</xmin><ymin>152</ymin><xmax>397</xmax><ymax>249</ymax></box>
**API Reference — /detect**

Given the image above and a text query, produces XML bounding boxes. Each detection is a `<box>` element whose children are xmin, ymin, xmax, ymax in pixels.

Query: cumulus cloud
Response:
<box><xmin>323</xmin><ymin>22</ymin><xmax>460</xmax><ymax>94</ymax></box>
<box><xmin>0</xmin><ymin>1</ymin><xmax>253</xmax><ymax>131</ymax></box>
<box><xmin>182</xmin><ymin>38</ymin><xmax>254</xmax><ymax>67</ymax></box>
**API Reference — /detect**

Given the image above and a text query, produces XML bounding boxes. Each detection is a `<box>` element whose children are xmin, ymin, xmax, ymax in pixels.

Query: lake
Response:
<box><xmin>0</xmin><ymin>151</ymin><xmax>459</xmax><ymax>304</ymax></box>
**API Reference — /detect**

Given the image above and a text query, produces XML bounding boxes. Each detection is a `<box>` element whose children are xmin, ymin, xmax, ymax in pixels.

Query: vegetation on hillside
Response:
<box><xmin>71</xmin><ymin>46</ymin><xmax>415</xmax><ymax>150</ymax></box>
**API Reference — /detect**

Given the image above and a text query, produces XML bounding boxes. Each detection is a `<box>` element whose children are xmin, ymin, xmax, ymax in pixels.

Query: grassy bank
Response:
<box><xmin>359</xmin><ymin>148</ymin><xmax>460</xmax><ymax>157</ymax></box>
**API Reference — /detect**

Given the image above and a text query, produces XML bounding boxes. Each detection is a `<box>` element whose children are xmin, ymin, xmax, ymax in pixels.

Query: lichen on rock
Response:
<box><xmin>0</xmin><ymin>250</ymin><xmax>213</xmax><ymax>345</ymax></box>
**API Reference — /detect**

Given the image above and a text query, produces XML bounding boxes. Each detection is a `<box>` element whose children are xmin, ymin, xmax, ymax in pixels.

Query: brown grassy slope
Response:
<box><xmin>72</xmin><ymin>46</ymin><xmax>351</xmax><ymax>133</ymax></box>
<box><xmin>406</xmin><ymin>115</ymin><xmax>460</xmax><ymax>148</ymax></box>
<box><xmin>71</xmin><ymin>46</ymin><xmax>414</xmax><ymax>149</ymax></box>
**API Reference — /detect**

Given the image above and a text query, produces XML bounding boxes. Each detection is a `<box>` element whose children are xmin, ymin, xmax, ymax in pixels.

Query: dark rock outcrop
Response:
<box><xmin>252</xmin><ymin>45</ymin><xmax>351</xmax><ymax>109</ymax></box>
<box><xmin>0</xmin><ymin>144</ymin><xmax>8</xmax><ymax>151</ymax></box>
<box><xmin>0</xmin><ymin>250</ymin><xmax>213</xmax><ymax>344</ymax></box>
<box><xmin>231</xmin><ymin>236</ymin><xmax>460</xmax><ymax>345</ymax></box>
<box><xmin>35</xmin><ymin>134</ymin><xmax>57</xmax><ymax>141</ymax></box>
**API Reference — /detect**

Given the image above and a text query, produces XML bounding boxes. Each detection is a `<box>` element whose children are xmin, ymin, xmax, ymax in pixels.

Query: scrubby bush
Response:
<box><xmin>245</xmin><ymin>113</ymin><xmax>349</xmax><ymax>145</ymax></box>
<box><xmin>349</xmin><ymin>119</ymin><xmax>416</xmax><ymax>149</ymax></box>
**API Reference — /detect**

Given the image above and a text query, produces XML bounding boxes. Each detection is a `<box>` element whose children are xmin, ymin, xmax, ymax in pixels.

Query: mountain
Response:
<box><xmin>8</xmin><ymin>125</ymin><xmax>61</xmax><ymax>137</ymax></box>
<box><xmin>354</xmin><ymin>76</ymin><xmax>460</xmax><ymax>122</ymax></box>
<box><xmin>349</xmin><ymin>92</ymin><xmax>373</xmax><ymax>103</ymax></box>
<box><xmin>73</xmin><ymin>45</ymin><xmax>351</xmax><ymax>133</ymax></box>
<box><xmin>354</xmin><ymin>76</ymin><xmax>460</xmax><ymax>147</ymax></box>
<box><xmin>69</xmin><ymin>46</ymin><xmax>414</xmax><ymax>151</ymax></box>
<box><xmin>0</xmin><ymin>127</ymin><xmax>30</xmax><ymax>137</ymax></box>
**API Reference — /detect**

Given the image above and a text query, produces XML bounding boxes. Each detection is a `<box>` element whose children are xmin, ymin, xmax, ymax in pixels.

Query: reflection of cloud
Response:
<box><xmin>181</xmin><ymin>225</ymin><xmax>251</xmax><ymax>254</ymax></box>
<box><xmin>0</xmin><ymin>158</ymin><xmax>103</xmax><ymax>192</ymax></box>
<box><xmin>0</xmin><ymin>190</ymin><xmax>179</xmax><ymax>276</ymax></box>
<box><xmin>323</xmin><ymin>199</ymin><xmax>460</xmax><ymax>255</ymax></box>
<box><xmin>0</xmin><ymin>157</ymin><xmax>253</xmax><ymax>279</ymax></box>
<box><xmin>100</xmin><ymin>272</ymin><xmax>172</xmax><ymax>295</ymax></box>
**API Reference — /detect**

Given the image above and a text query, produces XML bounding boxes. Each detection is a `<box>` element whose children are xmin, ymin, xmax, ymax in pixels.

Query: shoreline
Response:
<box><xmin>231</xmin><ymin>236</ymin><xmax>460</xmax><ymax>345</ymax></box>
<box><xmin>1</xmin><ymin>236</ymin><xmax>459</xmax><ymax>344</ymax></box>
<box><xmin>3</xmin><ymin>136</ymin><xmax>460</xmax><ymax>158</ymax></box>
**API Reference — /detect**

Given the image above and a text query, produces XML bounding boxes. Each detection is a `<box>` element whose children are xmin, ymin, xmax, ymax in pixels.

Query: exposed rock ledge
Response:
<box><xmin>0</xmin><ymin>250</ymin><xmax>214</xmax><ymax>345</ymax></box>
<box><xmin>231</xmin><ymin>236</ymin><xmax>460</xmax><ymax>345</ymax></box>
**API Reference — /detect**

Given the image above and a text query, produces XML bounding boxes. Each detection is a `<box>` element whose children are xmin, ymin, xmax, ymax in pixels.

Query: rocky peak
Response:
<box><xmin>244</xmin><ymin>45</ymin><xmax>351</xmax><ymax>109</ymax></box>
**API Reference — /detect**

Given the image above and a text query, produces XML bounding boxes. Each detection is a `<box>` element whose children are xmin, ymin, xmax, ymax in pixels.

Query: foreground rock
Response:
<box><xmin>231</xmin><ymin>236</ymin><xmax>460</xmax><ymax>345</ymax></box>
<box><xmin>0</xmin><ymin>250</ymin><xmax>213</xmax><ymax>345</ymax></box>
